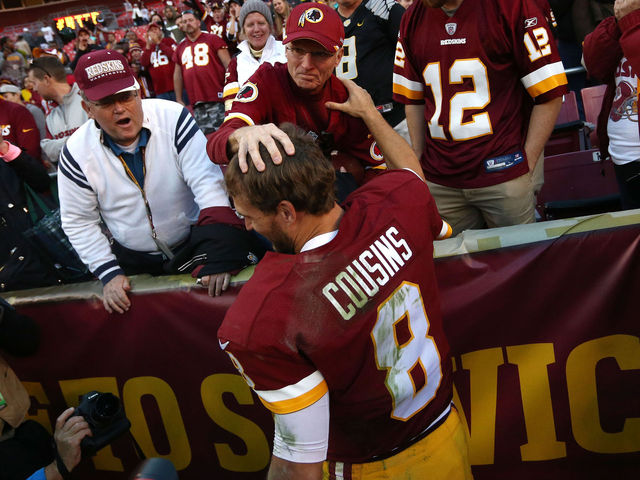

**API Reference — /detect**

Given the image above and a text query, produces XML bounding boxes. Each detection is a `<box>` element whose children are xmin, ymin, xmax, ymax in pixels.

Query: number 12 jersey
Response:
<box><xmin>393</xmin><ymin>0</ymin><xmax>568</xmax><ymax>189</ymax></box>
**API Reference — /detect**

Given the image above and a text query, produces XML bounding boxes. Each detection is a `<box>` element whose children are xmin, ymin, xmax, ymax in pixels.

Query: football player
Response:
<box><xmin>219</xmin><ymin>78</ymin><xmax>471</xmax><ymax>480</ymax></box>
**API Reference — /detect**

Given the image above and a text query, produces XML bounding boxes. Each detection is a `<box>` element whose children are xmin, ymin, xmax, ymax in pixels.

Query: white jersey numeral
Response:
<box><xmin>524</xmin><ymin>27</ymin><xmax>552</xmax><ymax>62</ymax></box>
<box><xmin>337</xmin><ymin>36</ymin><xmax>358</xmax><ymax>80</ymax></box>
<box><xmin>151</xmin><ymin>51</ymin><xmax>169</xmax><ymax>67</ymax></box>
<box><xmin>181</xmin><ymin>43</ymin><xmax>210</xmax><ymax>70</ymax></box>
<box><xmin>371</xmin><ymin>282</ymin><xmax>442</xmax><ymax>421</ymax></box>
<box><xmin>422</xmin><ymin>58</ymin><xmax>493</xmax><ymax>142</ymax></box>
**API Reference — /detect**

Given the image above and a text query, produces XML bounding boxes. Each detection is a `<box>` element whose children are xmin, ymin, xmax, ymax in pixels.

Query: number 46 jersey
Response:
<box><xmin>393</xmin><ymin>0</ymin><xmax>568</xmax><ymax>189</ymax></box>
<box><xmin>218</xmin><ymin>170</ymin><xmax>453</xmax><ymax>463</ymax></box>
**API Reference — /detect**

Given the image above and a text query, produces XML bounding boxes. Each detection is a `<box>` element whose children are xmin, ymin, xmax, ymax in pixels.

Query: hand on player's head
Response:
<box><xmin>232</xmin><ymin>124</ymin><xmax>296</xmax><ymax>173</ymax></box>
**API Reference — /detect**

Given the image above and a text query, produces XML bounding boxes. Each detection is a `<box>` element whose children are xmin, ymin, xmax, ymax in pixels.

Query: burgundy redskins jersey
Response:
<box><xmin>219</xmin><ymin>170</ymin><xmax>453</xmax><ymax>463</ymax></box>
<box><xmin>208</xmin><ymin>62</ymin><xmax>383</xmax><ymax>168</ymax></box>
<box><xmin>203</xmin><ymin>16</ymin><xmax>228</xmax><ymax>41</ymax></box>
<box><xmin>173</xmin><ymin>32</ymin><xmax>227</xmax><ymax>105</ymax></box>
<box><xmin>393</xmin><ymin>0</ymin><xmax>568</xmax><ymax>188</ymax></box>
<box><xmin>222</xmin><ymin>56</ymin><xmax>240</xmax><ymax>104</ymax></box>
<box><xmin>0</xmin><ymin>98</ymin><xmax>41</xmax><ymax>162</ymax></box>
<box><xmin>141</xmin><ymin>37</ymin><xmax>177</xmax><ymax>95</ymax></box>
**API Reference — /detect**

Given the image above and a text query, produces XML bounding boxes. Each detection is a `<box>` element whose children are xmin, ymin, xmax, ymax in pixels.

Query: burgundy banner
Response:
<box><xmin>9</xmin><ymin>224</ymin><xmax>640</xmax><ymax>479</ymax></box>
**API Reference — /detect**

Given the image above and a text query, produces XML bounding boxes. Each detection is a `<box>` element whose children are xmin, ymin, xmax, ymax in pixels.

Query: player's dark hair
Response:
<box><xmin>28</xmin><ymin>56</ymin><xmax>67</xmax><ymax>83</ymax></box>
<box><xmin>225</xmin><ymin>123</ymin><xmax>337</xmax><ymax>215</ymax></box>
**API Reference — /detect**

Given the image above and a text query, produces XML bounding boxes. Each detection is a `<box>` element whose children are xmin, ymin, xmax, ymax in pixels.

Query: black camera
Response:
<box><xmin>73</xmin><ymin>391</ymin><xmax>131</xmax><ymax>457</ymax></box>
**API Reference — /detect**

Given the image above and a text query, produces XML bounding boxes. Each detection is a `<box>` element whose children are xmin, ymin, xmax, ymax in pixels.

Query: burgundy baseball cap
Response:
<box><xmin>147</xmin><ymin>22</ymin><xmax>162</xmax><ymax>31</ymax></box>
<box><xmin>74</xmin><ymin>50</ymin><xmax>139</xmax><ymax>102</ymax></box>
<box><xmin>283</xmin><ymin>3</ymin><xmax>344</xmax><ymax>52</ymax></box>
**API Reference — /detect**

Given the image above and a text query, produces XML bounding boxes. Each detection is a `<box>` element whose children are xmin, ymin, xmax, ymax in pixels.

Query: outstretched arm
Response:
<box><xmin>326</xmin><ymin>78</ymin><xmax>425</xmax><ymax>180</ymax></box>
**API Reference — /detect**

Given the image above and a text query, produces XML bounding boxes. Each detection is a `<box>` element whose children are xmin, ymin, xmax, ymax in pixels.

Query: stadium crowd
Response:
<box><xmin>1</xmin><ymin>0</ymin><xmax>638</xmax><ymax>293</ymax></box>
<box><xmin>0</xmin><ymin>0</ymin><xmax>639</xmax><ymax>478</ymax></box>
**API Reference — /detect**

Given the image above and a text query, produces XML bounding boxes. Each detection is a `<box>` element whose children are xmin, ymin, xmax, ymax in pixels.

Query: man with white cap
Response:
<box><xmin>208</xmin><ymin>2</ymin><xmax>400</xmax><ymax>198</ymax></box>
<box><xmin>58</xmin><ymin>50</ymin><xmax>264</xmax><ymax>314</ymax></box>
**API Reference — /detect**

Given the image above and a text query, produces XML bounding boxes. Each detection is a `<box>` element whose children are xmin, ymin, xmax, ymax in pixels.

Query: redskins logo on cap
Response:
<box><xmin>298</xmin><ymin>7</ymin><xmax>323</xmax><ymax>27</ymax></box>
<box><xmin>236</xmin><ymin>82</ymin><xmax>258</xmax><ymax>103</ymax></box>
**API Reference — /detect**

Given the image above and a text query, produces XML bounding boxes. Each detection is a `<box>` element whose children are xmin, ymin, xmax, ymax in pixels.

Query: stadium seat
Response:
<box><xmin>581</xmin><ymin>84</ymin><xmax>607</xmax><ymax>149</ymax></box>
<box><xmin>537</xmin><ymin>148</ymin><xmax>621</xmax><ymax>220</ymax></box>
<box><xmin>545</xmin><ymin>91</ymin><xmax>588</xmax><ymax>156</ymax></box>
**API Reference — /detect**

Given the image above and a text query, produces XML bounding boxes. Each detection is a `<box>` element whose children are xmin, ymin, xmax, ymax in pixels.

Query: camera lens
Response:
<box><xmin>93</xmin><ymin>393</ymin><xmax>121</xmax><ymax>423</ymax></box>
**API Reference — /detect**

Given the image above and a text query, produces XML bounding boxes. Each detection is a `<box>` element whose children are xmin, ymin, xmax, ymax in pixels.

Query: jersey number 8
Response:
<box><xmin>371</xmin><ymin>282</ymin><xmax>442</xmax><ymax>421</ymax></box>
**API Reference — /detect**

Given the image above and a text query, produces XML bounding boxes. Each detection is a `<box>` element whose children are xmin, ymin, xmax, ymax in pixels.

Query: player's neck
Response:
<box><xmin>294</xmin><ymin>203</ymin><xmax>344</xmax><ymax>253</ymax></box>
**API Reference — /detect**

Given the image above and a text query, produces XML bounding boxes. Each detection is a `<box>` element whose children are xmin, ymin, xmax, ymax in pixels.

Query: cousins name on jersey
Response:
<box><xmin>322</xmin><ymin>226</ymin><xmax>413</xmax><ymax>321</ymax></box>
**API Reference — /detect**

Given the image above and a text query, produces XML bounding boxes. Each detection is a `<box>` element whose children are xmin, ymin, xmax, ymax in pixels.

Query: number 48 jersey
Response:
<box><xmin>172</xmin><ymin>32</ymin><xmax>227</xmax><ymax>105</ymax></box>
<box><xmin>393</xmin><ymin>0</ymin><xmax>568</xmax><ymax>189</ymax></box>
<box><xmin>218</xmin><ymin>170</ymin><xmax>453</xmax><ymax>463</ymax></box>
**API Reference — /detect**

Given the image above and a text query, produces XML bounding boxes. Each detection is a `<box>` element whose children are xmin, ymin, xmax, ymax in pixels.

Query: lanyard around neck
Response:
<box><xmin>117</xmin><ymin>147</ymin><xmax>175</xmax><ymax>259</ymax></box>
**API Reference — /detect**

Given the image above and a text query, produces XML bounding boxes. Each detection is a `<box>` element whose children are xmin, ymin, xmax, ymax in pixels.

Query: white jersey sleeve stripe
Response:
<box><xmin>393</xmin><ymin>73</ymin><xmax>424</xmax><ymax>100</ymax></box>
<box><xmin>255</xmin><ymin>370</ymin><xmax>328</xmax><ymax>414</ymax></box>
<box><xmin>520</xmin><ymin>61</ymin><xmax>568</xmax><ymax>97</ymax></box>
<box><xmin>223</xmin><ymin>112</ymin><xmax>255</xmax><ymax>126</ymax></box>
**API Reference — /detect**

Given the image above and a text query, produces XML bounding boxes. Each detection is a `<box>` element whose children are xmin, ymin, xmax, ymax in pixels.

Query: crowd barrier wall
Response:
<box><xmin>5</xmin><ymin>211</ymin><xmax>640</xmax><ymax>479</ymax></box>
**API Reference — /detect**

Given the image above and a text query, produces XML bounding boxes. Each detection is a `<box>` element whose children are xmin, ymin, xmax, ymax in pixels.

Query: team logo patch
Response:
<box><xmin>524</xmin><ymin>17</ymin><xmax>538</xmax><ymax>29</ymax></box>
<box><xmin>370</xmin><ymin>142</ymin><xmax>383</xmax><ymax>161</ymax></box>
<box><xmin>236</xmin><ymin>82</ymin><xmax>258</xmax><ymax>102</ymax></box>
<box><xmin>445</xmin><ymin>23</ymin><xmax>457</xmax><ymax>35</ymax></box>
<box><xmin>298</xmin><ymin>7</ymin><xmax>323</xmax><ymax>27</ymax></box>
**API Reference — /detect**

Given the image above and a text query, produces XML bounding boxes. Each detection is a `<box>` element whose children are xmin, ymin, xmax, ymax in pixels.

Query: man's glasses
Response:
<box><xmin>286</xmin><ymin>46</ymin><xmax>336</xmax><ymax>61</ymax></box>
<box><xmin>91</xmin><ymin>90</ymin><xmax>138</xmax><ymax>108</ymax></box>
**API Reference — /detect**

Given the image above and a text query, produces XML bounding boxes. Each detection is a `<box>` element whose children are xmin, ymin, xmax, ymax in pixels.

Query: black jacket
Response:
<box><xmin>0</xmin><ymin>150</ymin><xmax>59</xmax><ymax>291</ymax></box>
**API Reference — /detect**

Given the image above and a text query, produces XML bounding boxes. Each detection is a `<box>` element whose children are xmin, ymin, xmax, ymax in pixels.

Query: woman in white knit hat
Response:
<box><xmin>222</xmin><ymin>0</ymin><xmax>287</xmax><ymax>111</ymax></box>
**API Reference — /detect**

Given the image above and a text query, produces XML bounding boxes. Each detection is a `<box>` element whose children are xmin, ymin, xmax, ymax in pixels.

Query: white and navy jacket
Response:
<box><xmin>58</xmin><ymin>99</ymin><xmax>230</xmax><ymax>285</ymax></box>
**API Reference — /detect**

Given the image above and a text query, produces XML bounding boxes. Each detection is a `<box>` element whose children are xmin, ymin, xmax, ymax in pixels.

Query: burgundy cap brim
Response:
<box><xmin>83</xmin><ymin>76</ymin><xmax>138</xmax><ymax>102</ymax></box>
<box><xmin>282</xmin><ymin>32</ymin><xmax>339</xmax><ymax>52</ymax></box>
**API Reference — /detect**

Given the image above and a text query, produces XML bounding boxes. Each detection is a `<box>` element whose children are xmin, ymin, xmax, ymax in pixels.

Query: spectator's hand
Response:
<box><xmin>200</xmin><ymin>272</ymin><xmax>231</xmax><ymax>297</ymax></box>
<box><xmin>325</xmin><ymin>77</ymin><xmax>377</xmax><ymax>122</ymax></box>
<box><xmin>102</xmin><ymin>275</ymin><xmax>131</xmax><ymax>314</ymax></box>
<box><xmin>229</xmin><ymin>124</ymin><xmax>295</xmax><ymax>173</ymax></box>
<box><xmin>615</xmin><ymin>0</ymin><xmax>640</xmax><ymax>19</ymax></box>
<box><xmin>54</xmin><ymin>407</ymin><xmax>92</xmax><ymax>473</ymax></box>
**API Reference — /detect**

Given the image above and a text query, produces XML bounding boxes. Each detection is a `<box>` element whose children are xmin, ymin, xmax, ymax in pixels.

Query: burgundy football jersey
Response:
<box><xmin>173</xmin><ymin>32</ymin><xmax>227</xmax><ymax>105</ymax></box>
<box><xmin>393</xmin><ymin>0</ymin><xmax>568</xmax><ymax>188</ymax></box>
<box><xmin>219</xmin><ymin>170</ymin><xmax>453</xmax><ymax>462</ymax></box>
<box><xmin>208</xmin><ymin>62</ymin><xmax>383</xmax><ymax>168</ymax></box>
<box><xmin>141</xmin><ymin>38</ymin><xmax>177</xmax><ymax>95</ymax></box>
<box><xmin>222</xmin><ymin>56</ymin><xmax>239</xmax><ymax>104</ymax></box>
<box><xmin>0</xmin><ymin>98</ymin><xmax>41</xmax><ymax>162</ymax></box>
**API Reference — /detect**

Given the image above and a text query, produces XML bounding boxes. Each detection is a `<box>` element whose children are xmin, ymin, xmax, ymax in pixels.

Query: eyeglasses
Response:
<box><xmin>91</xmin><ymin>90</ymin><xmax>138</xmax><ymax>108</ymax></box>
<box><xmin>286</xmin><ymin>46</ymin><xmax>336</xmax><ymax>61</ymax></box>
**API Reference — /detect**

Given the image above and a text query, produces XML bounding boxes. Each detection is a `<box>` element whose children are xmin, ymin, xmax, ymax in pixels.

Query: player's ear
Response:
<box><xmin>276</xmin><ymin>200</ymin><xmax>297</xmax><ymax>225</ymax></box>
